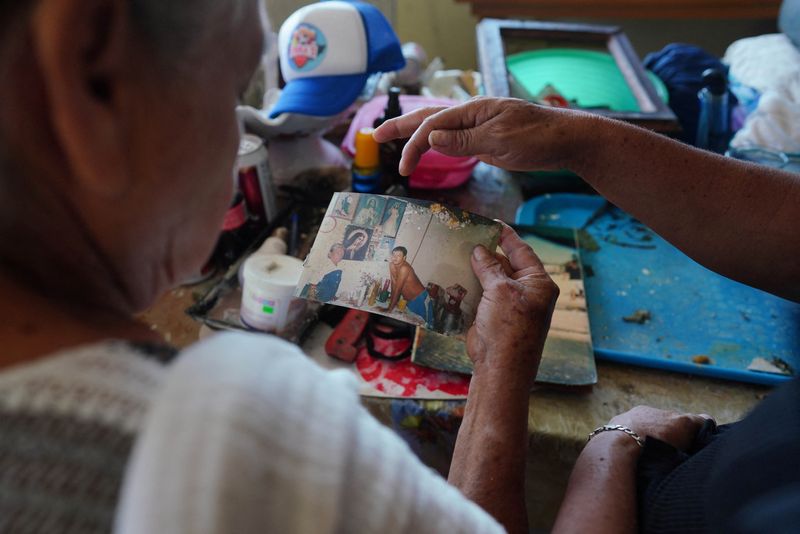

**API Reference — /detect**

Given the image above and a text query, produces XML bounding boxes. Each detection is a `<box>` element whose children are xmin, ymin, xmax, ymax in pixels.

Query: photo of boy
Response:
<box><xmin>380</xmin><ymin>246</ymin><xmax>433</xmax><ymax>328</ymax></box>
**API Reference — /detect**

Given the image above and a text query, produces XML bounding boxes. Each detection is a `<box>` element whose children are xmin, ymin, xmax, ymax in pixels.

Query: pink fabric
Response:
<box><xmin>343</xmin><ymin>95</ymin><xmax>478</xmax><ymax>190</ymax></box>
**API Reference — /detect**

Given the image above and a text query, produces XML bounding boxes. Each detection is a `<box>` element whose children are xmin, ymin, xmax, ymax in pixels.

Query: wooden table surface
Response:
<box><xmin>139</xmin><ymin>166</ymin><xmax>770</xmax><ymax>531</ymax></box>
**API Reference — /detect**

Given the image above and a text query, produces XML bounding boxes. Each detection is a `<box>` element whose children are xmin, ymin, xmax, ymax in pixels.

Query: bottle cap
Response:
<box><xmin>354</xmin><ymin>127</ymin><xmax>380</xmax><ymax>168</ymax></box>
<box><xmin>701</xmin><ymin>68</ymin><xmax>727</xmax><ymax>96</ymax></box>
<box><xmin>385</xmin><ymin>87</ymin><xmax>403</xmax><ymax>119</ymax></box>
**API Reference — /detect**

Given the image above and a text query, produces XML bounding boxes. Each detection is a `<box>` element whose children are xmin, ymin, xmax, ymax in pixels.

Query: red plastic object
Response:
<box><xmin>325</xmin><ymin>310</ymin><xmax>370</xmax><ymax>363</ymax></box>
<box><xmin>342</xmin><ymin>95</ymin><xmax>478</xmax><ymax>190</ymax></box>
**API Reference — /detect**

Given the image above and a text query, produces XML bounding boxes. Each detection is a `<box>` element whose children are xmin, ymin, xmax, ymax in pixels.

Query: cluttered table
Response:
<box><xmin>136</xmin><ymin>5</ymin><xmax>800</xmax><ymax>528</ymax></box>
<box><xmin>140</xmin><ymin>164</ymin><xmax>774</xmax><ymax>531</ymax></box>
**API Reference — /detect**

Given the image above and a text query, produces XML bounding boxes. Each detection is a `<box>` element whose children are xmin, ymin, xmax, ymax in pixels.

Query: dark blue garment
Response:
<box><xmin>637</xmin><ymin>378</ymin><xmax>800</xmax><ymax>533</ymax></box>
<box><xmin>316</xmin><ymin>269</ymin><xmax>342</xmax><ymax>302</ymax></box>
<box><xmin>405</xmin><ymin>289</ymin><xmax>433</xmax><ymax>328</ymax></box>
<box><xmin>644</xmin><ymin>44</ymin><xmax>735</xmax><ymax>145</ymax></box>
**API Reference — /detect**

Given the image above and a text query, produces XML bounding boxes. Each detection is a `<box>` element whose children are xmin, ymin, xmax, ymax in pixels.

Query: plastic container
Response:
<box><xmin>726</xmin><ymin>146</ymin><xmax>789</xmax><ymax>169</ymax></box>
<box><xmin>506</xmin><ymin>48</ymin><xmax>669</xmax><ymax>112</ymax></box>
<box><xmin>240</xmin><ymin>254</ymin><xmax>305</xmax><ymax>332</ymax></box>
<box><xmin>343</xmin><ymin>95</ymin><xmax>478</xmax><ymax>190</ymax></box>
<box><xmin>696</xmin><ymin>68</ymin><xmax>731</xmax><ymax>154</ymax></box>
<box><xmin>516</xmin><ymin>194</ymin><xmax>607</xmax><ymax>229</ymax></box>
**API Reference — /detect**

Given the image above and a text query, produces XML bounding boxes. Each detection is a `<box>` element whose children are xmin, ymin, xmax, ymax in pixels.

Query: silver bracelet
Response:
<box><xmin>587</xmin><ymin>424</ymin><xmax>645</xmax><ymax>448</ymax></box>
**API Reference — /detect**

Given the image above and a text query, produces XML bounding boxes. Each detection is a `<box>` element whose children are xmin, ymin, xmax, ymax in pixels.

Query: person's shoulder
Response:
<box><xmin>118</xmin><ymin>333</ymin><xmax>363</xmax><ymax>534</ymax></box>
<box><xmin>180</xmin><ymin>330</ymin><xmax>305</xmax><ymax>364</ymax></box>
<box><xmin>178</xmin><ymin>332</ymin><xmax>323</xmax><ymax>379</ymax></box>
<box><xmin>170</xmin><ymin>331</ymin><xmax>358</xmax><ymax>407</ymax></box>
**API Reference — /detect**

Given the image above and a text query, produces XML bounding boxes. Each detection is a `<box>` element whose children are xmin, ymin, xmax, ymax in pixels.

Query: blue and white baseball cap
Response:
<box><xmin>268</xmin><ymin>1</ymin><xmax>405</xmax><ymax>118</ymax></box>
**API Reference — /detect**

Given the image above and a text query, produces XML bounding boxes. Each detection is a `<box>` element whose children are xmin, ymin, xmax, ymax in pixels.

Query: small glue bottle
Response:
<box><xmin>352</xmin><ymin>127</ymin><xmax>382</xmax><ymax>193</ymax></box>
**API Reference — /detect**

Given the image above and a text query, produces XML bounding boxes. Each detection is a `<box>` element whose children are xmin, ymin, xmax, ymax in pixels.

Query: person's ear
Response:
<box><xmin>31</xmin><ymin>0</ymin><xmax>133</xmax><ymax>198</ymax></box>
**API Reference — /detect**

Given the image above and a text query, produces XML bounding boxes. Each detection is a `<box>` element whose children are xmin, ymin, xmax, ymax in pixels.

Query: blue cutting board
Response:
<box><xmin>517</xmin><ymin>194</ymin><xmax>800</xmax><ymax>386</ymax></box>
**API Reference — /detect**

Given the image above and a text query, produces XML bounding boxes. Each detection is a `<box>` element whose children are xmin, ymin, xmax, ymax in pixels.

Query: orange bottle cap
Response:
<box><xmin>354</xmin><ymin>127</ymin><xmax>380</xmax><ymax>168</ymax></box>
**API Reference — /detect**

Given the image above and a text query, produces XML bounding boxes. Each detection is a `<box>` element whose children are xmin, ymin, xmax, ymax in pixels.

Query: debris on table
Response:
<box><xmin>747</xmin><ymin>356</ymin><xmax>794</xmax><ymax>376</ymax></box>
<box><xmin>692</xmin><ymin>355</ymin><xmax>713</xmax><ymax>365</ymax></box>
<box><xmin>623</xmin><ymin>309</ymin><xmax>651</xmax><ymax>324</ymax></box>
<box><xmin>603</xmin><ymin>235</ymin><xmax>657</xmax><ymax>250</ymax></box>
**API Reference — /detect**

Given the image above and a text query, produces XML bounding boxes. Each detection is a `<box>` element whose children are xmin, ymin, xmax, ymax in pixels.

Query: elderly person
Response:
<box><xmin>375</xmin><ymin>97</ymin><xmax>800</xmax><ymax>533</ymax></box>
<box><xmin>0</xmin><ymin>2</ymin><xmax>559</xmax><ymax>534</ymax></box>
<box><xmin>307</xmin><ymin>243</ymin><xmax>345</xmax><ymax>302</ymax></box>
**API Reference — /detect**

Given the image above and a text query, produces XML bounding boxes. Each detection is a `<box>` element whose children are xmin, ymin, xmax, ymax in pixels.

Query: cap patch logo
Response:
<box><xmin>289</xmin><ymin>23</ymin><xmax>327</xmax><ymax>72</ymax></box>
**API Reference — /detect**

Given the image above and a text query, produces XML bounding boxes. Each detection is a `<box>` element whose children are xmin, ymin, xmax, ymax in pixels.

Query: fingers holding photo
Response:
<box><xmin>497</xmin><ymin>223</ymin><xmax>548</xmax><ymax>278</ymax></box>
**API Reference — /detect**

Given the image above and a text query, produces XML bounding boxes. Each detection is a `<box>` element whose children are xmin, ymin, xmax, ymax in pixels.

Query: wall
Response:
<box><xmin>264</xmin><ymin>0</ymin><xmax>477</xmax><ymax>69</ymax></box>
<box><xmin>265</xmin><ymin>0</ymin><xmax>778</xmax><ymax>70</ymax></box>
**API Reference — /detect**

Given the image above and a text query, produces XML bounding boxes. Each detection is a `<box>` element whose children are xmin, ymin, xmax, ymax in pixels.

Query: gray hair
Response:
<box><xmin>130</xmin><ymin>0</ymin><xmax>250</xmax><ymax>70</ymax></box>
<box><xmin>1</xmin><ymin>0</ymin><xmax>251</xmax><ymax>70</ymax></box>
<box><xmin>0</xmin><ymin>0</ymin><xmax>254</xmax><ymax>181</ymax></box>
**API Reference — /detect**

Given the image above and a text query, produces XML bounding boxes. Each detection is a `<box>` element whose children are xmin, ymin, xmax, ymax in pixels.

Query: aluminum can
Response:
<box><xmin>237</xmin><ymin>134</ymin><xmax>277</xmax><ymax>224</ymax></box>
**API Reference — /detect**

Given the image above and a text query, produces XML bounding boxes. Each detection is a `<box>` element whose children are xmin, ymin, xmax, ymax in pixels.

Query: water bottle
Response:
<box><xmin>696</xmin><ymin>68</ymin><xmax>731</xmax><ymax>154</ymax></box>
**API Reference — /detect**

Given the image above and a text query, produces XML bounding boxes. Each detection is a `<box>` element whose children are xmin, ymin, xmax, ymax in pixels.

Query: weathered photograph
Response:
<box><xmin>297</xmin><ymin>193</ymin><xmax>502</xmax><ymax>337</ymax></box>
<box><xmin>412</xmin><ymin>228</ymin><xmax>597</xmax><ymax>386</ymax></box>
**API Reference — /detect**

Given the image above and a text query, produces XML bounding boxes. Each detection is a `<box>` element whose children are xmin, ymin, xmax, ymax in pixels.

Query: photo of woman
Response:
<box><xmin>380</xmin><ymin>199</ymin><xmax>406</xmax><ymax>238</ymax></box>
<box><xmin>343</xmin><ymin>226</ymin><xmax>373</xmax><ymax>261</ymax></box>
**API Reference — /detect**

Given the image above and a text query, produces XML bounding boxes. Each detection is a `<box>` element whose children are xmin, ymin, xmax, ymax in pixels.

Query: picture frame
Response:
<box><xmin>476</xmin><ymin>19</ymin><xmax>680</xmax><ymax>133</ymax></box>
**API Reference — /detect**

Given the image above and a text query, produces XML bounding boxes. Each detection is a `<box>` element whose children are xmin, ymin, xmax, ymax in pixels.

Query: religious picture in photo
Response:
<box><xmin>353</xmin><ymin>195</ymin><xmax>386</xmax><ymax>227</ymax></box>
<box><xmin>373</xmin><ymin>236</ymin><xmax>396</xmax><ymax>262</ymax></box>
<box><xmin>379</xmin><ymin>198</ymin><xmax>406</xmax><ymax>238</ymax></box>
<box><xmin>343</xmin><ymin>225</ymin><xmax>373</xmax><ymax>261</ymax></box>
<box><xmin>333</xmin><ymin>192</ymin><xmax>358</xmax><ymax>220</ymax></box>
<box><xmin>297</xmin><ymin>193</ymin><xmax>502</xmax><ymax>338</ymax></box>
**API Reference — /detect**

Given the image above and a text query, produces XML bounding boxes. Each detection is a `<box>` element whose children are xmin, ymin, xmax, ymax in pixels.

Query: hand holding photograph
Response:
<box><xmin>297</xmin><ymin>193</ymin><xmax>502</xmax><ymax>338</ymax></box>
<box><xmin>411</xmin><ymin>228</ymin><xmax>598</xmax><ymax>386</ymax></box>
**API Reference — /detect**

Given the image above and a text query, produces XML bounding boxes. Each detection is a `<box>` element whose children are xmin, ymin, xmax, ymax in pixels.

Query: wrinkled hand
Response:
<box><xmin>609</xmin><ymin>406</ymin><xmax>714</xmax><ymax>451</ymax></box>
<box><xmin>372</xmin><ymin>96</ymin><xmax>590</xmax><ymax>176</ymax></box>
<box><xmin>467</xmin><ymin>223</ymin><xmax>559</xmax><ymax>385</ymax></box>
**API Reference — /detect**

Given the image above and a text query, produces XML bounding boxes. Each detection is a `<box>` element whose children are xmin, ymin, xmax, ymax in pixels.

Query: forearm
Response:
<box><xmin>448</xmin><ymin>363</ymin><xmax>531</xmax><ymax>534</ymax></box>
<box><xmin>572</xmin><ymin>114</ymin><xmax>800</xmax><ymax>301</ymax></box>
<box><xmin>552</xmin><ymin>432</ymin><xmax>641</xmax><ymax>534</ymax></box>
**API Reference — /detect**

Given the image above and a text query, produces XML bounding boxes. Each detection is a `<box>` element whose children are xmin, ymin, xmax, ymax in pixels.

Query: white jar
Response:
<box><xmin>240</xmin><ymin>254</ymin><xmax>304</xmax><ymax>333</ymax></box>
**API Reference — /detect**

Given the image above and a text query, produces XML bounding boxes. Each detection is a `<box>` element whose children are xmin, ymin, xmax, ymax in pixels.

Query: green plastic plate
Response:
<box><xmin>507</xmin><ymin>48</ymin><xmax>668</xmax><ymax>112</ymax></box>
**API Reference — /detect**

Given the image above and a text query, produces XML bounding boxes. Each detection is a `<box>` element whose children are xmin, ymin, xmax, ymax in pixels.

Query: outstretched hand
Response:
<box><xmin>467</xmin><ymin>223</ymin><xmax>559</xmax><ymax>385</ymax></box>
<box><xmin>372</xmin><ymin>96</ymin><xmax>588</xmax><ymax>176</ymax></box>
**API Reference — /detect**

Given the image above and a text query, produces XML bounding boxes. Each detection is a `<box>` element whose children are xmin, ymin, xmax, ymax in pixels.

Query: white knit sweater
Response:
<box><xmin>115</xmin><ymin>332</ymin><xmax>503</xmax><ymax>534</ymax></box>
